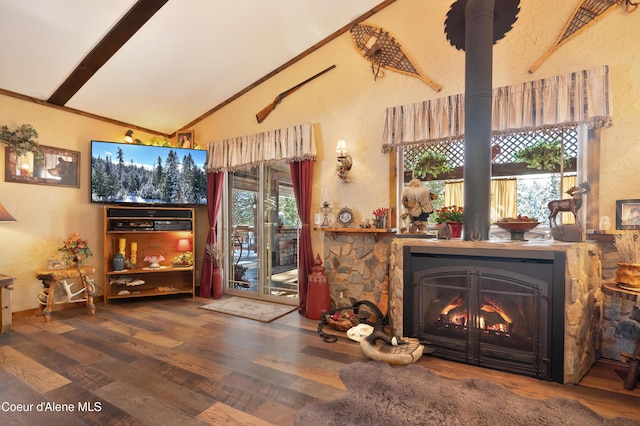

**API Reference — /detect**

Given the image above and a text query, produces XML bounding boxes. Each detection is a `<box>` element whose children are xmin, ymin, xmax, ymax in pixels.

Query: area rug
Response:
<box><xmin>199</xmin><ymin>296</ymin><xmax>296</xmax><ymax>323</ymax></box>
<box><xmin>295</xmin><ymin>361</ymin><xmax>639</xmax><ymax>426</ymax></box>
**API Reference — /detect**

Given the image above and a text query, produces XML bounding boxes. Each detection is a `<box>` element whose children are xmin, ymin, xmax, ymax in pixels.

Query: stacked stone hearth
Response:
<box><xmin>323</xmin><ymin>233</ymin><xmax>392</xmax><ymax>309</ymax></box>
<box><xmin>602</xmin><ymin>283</ymin><xmax>640</xmax><ymax>360</ymax></box>
<box><xmin>582</xmin><ymin>233</ymin><xmax>640</xmax><ymax>361</ymax></box>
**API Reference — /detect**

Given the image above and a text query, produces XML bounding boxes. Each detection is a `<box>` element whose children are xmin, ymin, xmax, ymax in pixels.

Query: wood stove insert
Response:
<box><xmin>404</xmin><ymin>245</ymin><xmax>566</xmax><ymax>382</ymax></box>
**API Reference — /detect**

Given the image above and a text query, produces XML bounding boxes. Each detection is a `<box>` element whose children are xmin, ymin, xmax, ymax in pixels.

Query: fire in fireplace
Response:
<box><xmin>404</xmin><ymin>246</ymin><xmax>566</xmax><ymax>382</ymax></box>
<box><xmin>435</xmin><ymin>293</ymin><xmax>521</xmax><ymax>340</ymax></box>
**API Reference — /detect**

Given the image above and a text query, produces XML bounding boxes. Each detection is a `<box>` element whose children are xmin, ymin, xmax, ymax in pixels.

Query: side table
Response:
<box><xmin>35</xmin><ymin>266</ymin><xmax>96</xmax><ymax>322</ymax></box>
<box><xmin>0</xmin><ymin>274</ymin><xmax>15</xmax><ymax>334</ymax></box>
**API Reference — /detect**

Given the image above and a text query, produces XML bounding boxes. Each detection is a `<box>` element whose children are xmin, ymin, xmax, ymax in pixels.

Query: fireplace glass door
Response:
<box><xmin>406</xmin><ymin>248</ymin><xmax>565</xmax><ymax>382</ymax></box>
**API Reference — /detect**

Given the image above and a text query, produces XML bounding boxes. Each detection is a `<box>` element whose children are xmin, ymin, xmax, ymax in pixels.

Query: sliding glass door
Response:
<box><xmin>227</xmin><ymin>166</ymin><xmax>259</xmax><ymax>294</ymax></box>
<box><xmin>226</xmin><ymin>163</ymin><xmax>299</xmax><ymax>303</ymax></box>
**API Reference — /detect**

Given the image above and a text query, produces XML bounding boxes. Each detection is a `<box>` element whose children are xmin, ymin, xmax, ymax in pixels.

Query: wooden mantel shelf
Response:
<box><xmin>586</xmin><ymin>229</ymin><xmax>637</xmax><ymax>242</ymax></box>
<box><xmin>314</xmin><ymin>227</ymin><xmax>396</xmax><ymax>234</ymax></box>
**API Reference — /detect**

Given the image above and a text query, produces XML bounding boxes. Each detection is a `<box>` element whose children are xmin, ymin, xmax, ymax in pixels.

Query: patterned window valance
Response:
<box><xmin>206</xmin><ymin>123</ymin><xmax>316</xmax><ymax>172</ymax></box>
<box><xmin>382</xmin><ymin>65</ymin><xmax>612</xmax><ymax>152</ymax></box>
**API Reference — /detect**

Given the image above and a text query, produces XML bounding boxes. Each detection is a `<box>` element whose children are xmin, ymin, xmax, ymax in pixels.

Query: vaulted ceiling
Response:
<box><xmin>0</xmin><ymin>0</ymin><xmax>391</xmax><ymax>136</ymax></box>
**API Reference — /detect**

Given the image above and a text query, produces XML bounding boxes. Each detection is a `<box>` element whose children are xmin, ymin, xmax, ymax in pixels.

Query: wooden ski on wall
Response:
<box><xmin>350</xmin><ymin>23</ymin><xmax>442</xmax><ymax>92</ymax></box>
<box><xmin>530</xmin><ymin>0</ymin><xmax>637</xmax><ymax>73</ymax></box>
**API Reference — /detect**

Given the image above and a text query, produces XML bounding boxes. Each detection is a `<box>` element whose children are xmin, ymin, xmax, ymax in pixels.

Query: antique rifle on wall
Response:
<box><xmin>256</xmin><ymin>64</ymin><xmax>336</xmax><ymax>123</ymax></box>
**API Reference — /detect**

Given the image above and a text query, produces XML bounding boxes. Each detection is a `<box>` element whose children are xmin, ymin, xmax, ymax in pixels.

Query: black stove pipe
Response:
<box><xmin>463</xmin><ymin>0</ymin><xmax>494</xmax><ymax>241</ymax></box>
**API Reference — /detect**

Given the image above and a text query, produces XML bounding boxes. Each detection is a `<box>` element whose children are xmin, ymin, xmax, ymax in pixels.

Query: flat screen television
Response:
<box><xmin>91</xmin><ymin>140</ymin><xmax>208</xmax><ymax>206</ymax></box>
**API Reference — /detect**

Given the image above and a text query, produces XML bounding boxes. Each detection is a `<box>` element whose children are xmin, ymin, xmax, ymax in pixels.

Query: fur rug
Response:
<box><xmin>295</xmin><ymin>361</ymin><xmax>639</xmax><ymax>426</ymax></box>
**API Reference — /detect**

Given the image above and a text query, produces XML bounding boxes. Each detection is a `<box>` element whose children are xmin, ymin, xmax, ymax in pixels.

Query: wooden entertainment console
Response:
<box><xmin>103</xmin><ymin>206</ymin><xmax>195</xmax><ymax>305</ymax></box>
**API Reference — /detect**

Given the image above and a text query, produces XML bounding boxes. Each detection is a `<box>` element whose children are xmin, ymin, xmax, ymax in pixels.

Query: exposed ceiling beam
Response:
<box><xmin>11</xmin><ymin>0</ymin><xmax>394</xmax><ymax>137</ymax></box>
<box><xmin>177</xmin><ymin>0</ymin><xmax>397</xmax><ymax>133</ymax></box>
<box><xmin>47</xmin><ymin>0</ymin><xmax>169</xmax><ymax>106</ymax></box>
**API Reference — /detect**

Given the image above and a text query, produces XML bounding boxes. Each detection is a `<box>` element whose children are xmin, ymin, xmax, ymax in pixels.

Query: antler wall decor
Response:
<box><xmin>350</xmin><ymin>23</ymin><xmax>442</xmax><ymax>92</ymax></box>
<box><xmin>530</xmin><ymin>0</ymin><xmax>638</xmax><ymax>73</ymax></box>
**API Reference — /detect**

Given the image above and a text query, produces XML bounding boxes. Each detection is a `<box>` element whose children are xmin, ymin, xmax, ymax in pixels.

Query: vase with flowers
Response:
<box><xmin>435</xmin><ymin>206</ymin><xmax>464</xmax><ymax>238</ymax></box>
<box><xmin>372</xmin><ymin>207</ymin><xmax>388</xmax><ymax>229</ymax></box>
<box><xmin>58</xmin><ymin>233</ymin><xmax>93</xmax><ymax>267</ymax></box>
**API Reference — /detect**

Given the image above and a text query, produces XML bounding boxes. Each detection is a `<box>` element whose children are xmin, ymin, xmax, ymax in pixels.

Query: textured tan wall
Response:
<box><xmin>191</xmin><ymin>0</ymin><xmax>640</xmax><ymax>258</ymax></box>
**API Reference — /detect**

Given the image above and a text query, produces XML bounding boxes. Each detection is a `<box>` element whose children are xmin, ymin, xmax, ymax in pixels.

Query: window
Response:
<box><xmin>401</xmin><ymin>126</ymin><xmax>578</xmax><ymax>226</ymax></box>
<box><xmin>278</xmin><ymin>184</ymin><xmax>301</xmax><ymax>227</ymax></box>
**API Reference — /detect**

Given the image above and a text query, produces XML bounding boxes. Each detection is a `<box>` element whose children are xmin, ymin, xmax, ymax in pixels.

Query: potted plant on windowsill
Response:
<box><xmin>435</xmin><ymin>206</ymin><xmax>464</xmax><ymax>238</ymax></box>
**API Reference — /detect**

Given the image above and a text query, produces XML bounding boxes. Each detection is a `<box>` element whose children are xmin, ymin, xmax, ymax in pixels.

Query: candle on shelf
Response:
<box><xmin>131</xmin><ymin>242</ymin><xmax>137</xmax><ymax>264</ymax></box>
<box><xmin>119</xmin><ymin>238</ymin><xmax>126</xmax><ymax>256</ymax></box>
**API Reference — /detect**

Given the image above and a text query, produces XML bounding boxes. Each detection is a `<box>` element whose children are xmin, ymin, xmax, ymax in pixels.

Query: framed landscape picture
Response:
<box><xmin>616</xmin><ymin>199</ymin><xmax>640</xmax><ymax>230</ymax></box>
<box><xmin>4</xmin><ymin>145</ymin><xmax>80</xmax><ymax>188</ymax></box>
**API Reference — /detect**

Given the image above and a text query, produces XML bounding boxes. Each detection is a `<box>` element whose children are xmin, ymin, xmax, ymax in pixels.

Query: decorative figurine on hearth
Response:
<box><xmin>547</xmin><ymin>181</ymin><xmax>590</xmax><ymax>242</ymax></box>
<box><xmin>401</xmin><ymin>179</ymin><xmax>437</xmax><ymax>233</ymax></box>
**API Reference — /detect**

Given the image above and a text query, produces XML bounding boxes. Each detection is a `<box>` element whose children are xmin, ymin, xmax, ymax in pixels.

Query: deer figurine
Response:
<box><xmin>547</xmin><ymin>182</ymin><xmax>591</xmax><ymax>227</ymax></box>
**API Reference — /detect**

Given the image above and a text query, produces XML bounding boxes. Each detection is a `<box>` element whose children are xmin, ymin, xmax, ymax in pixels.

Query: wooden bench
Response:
<box><xmin>35</xmin><ymin>266</ymin><xmax>96</xmax><ymax>322</ymax></box>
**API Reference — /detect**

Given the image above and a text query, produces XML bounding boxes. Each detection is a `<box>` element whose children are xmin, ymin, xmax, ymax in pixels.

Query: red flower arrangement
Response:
<box><xmin>58</xmin><ymin>233</ymin><xmax>93</xmax><ymax>265</ymax></box>
<box><xmin>435</xmin><ymin>206</ymin><xmax>464</xmax><ymax>224</ymax></box>
<box><xmin>373</xmin><ymin>207</ymin><xmax>388</xmax><ymax>219</ymax></box>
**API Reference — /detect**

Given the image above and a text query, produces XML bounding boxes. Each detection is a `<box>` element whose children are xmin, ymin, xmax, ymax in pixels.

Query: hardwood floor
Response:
<box><xmin>1</xmin><ymin>295</ymin><xmax>639</xmax><ymax>425</ymax></box>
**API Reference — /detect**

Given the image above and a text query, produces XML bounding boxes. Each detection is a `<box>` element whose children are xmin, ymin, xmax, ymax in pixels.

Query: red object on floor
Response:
<box><xmin>306</xmin><ymin>255</ymin><xmax>332</xmax><ymax>320</ymax></box>
<box><xmin>212</xmin><ymin>266</ymin><xmax>224</xmax><ymax>299</ymax></box>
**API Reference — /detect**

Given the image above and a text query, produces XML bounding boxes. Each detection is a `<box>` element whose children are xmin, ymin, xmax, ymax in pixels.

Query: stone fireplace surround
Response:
<box><xmin>389</xmin><ymin>238</ymin><xmax>603</xmax><ymax>384</ymax></box>
<box><xmin>322</xmin><ymin>230</ymin><xmax>605</xmax><ymax>384</ymax></box>
<box><xmin>405</xmin><ymin>244</ymin><xmax>566</xmax><ymax>382</ymax></box>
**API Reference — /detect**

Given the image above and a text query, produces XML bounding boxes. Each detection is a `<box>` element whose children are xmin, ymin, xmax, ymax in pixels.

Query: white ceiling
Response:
<box><xmin>0</xmin><ymin>0</ymin><xmax>386</xmax><ymax>134</ymax></box>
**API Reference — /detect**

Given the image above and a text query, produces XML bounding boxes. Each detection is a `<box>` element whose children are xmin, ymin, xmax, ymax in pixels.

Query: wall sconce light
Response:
<box><xmin>336</xmin><ymin>139</ymin><xmax>353</xmax><ymax>181</ymax></box>
<box><xmin>124</xmin><ymin>130</ymin><xmax>134</xmax><ymax>143</ymax></box>
<box><xmin>0</xmin><ymin>202</ymin><xmax>16</xmax><ymax>222</ymax></box>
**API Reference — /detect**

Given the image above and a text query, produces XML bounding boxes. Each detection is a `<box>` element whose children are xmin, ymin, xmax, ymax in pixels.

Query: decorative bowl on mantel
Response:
<box><xmin>494</xmin><ymin>221</ymin><xmax>540</xmax><ymax>241</ymax></box>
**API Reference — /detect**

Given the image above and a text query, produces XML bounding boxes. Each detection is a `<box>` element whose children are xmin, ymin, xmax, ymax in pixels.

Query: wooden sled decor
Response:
<box><xmin>350</xmin><ymin>23</ymin><xmax>442</xmax><ymax>92</ymax></box>
<box><xmin>530</xmin><ymin>0</ymin><xmax>638</xmax><ymax>73</ymax></box>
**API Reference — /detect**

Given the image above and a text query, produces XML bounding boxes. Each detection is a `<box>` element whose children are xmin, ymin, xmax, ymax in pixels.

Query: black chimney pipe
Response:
<box><xmin>463</xmin><ymin>0</ymin><xmax>494</xmax><ymax>241</ymax></box>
